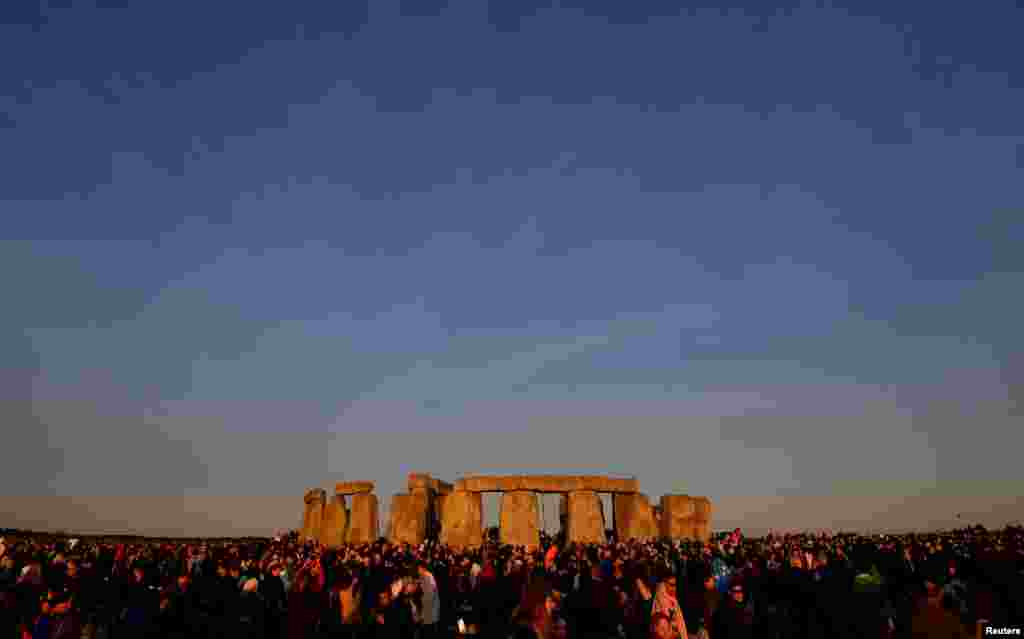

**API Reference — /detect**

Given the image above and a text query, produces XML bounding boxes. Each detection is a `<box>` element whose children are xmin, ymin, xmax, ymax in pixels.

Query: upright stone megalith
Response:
<box><xmin>408</xmin><ymin>473</ymin><xmax>448</xmax><ymax>542</ymax></box>
<box><xmin>500</xmin><ymin>491</ymin><xmax>540</xmax><ymax>548</ymax></box>
<box><xmin>389</xmin><ymin>493</ymin><xmax>429</xmax><ymax>545</ymax></box>
<box><xmin>320</xmin><ymin>495</ymin><xmax>348</xmax><ymax>548</ymax></box>
<box><xmin>692</xmin><ymin>496</ymin><xmax>713</xmax><ymax>542</ymax></box>
<box><xmin>301</xmin><ymin>489</ymin><xmax>326</xmax><ymax>542</ymax></box>
<box><xmin>614</xmin><ymin>493</ymin><xmax>657</xmax><ymax>541</ymax></box>
<box><xmin>408</xmin><ymin>473</ymin><xmax>453</xmax><ymax>495</ymax></box>
<box><xmin>348</xmin><ymin>493</ymin><xmax>379</xmax><ymax>543</ymax></box>
<box><xmin>439</xmin><ymin>490</ymin><xmax>483</xmax><ymax>548</ymax></box>
<box><xmin>566</xmin><ymin>490</ymin><xmax>605</xmax><ymax>544</ymax></box>
<box><xmin>659</xmin><ymin>494</ymin><xmax>697</xmax><ymax>541</ymax></box>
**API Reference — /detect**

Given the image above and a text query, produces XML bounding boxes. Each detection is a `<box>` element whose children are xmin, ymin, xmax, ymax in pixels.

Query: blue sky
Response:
<box><xmin>1</xmin><ymin>0</ymin><xmax>1022</xmax><ymax>535</ymax></box>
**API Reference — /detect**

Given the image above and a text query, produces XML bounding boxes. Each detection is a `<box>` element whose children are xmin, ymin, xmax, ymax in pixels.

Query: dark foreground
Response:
<box><xmin>1</xmin><ymin>526</ymin><xmax>1022</xmax><ymax>639</ymax></box>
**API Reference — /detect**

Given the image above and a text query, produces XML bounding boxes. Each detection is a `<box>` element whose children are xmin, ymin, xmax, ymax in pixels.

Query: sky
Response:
<box><xmin>1</xmin><ymin>0</ymin><xmax>1022</xmax><ymax>538</ymax></box>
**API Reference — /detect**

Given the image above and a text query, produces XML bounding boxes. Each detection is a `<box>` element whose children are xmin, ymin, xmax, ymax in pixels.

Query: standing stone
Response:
<box><xmin>500</xmin><ymin>491</ymin><xmax>540</xmax><ymax>548</ymax></box>
<box><xmin>408</xmin><ymin>473</ymin><xmax>453</xmax><ymax>495</ymax></box>
<box><xmin>389</xmin><ymin>493</ymin><xmax>429</xmax><ymax>545</ymax></box>
<box><xmin>409</xmin><ymin>477</ymin><xmax>440</xmax><ymax>541</ymax></box>
<box><xmin>659</xmin><ymin>494</ymin><xmax>697</xmax><ymax>540</ymax></box>
<box><xmin>566</xmin><ymin>490</ymin><xmax>605</xmax><ymax>544</ymax></box>
<box><xmin>614</xmin><ymin>493</ymin><xmax>657</xmax><ymax>541</ymax></box>
<box><xmin>348</xmin><ymin>493</ymin><xmax>379</xmax><ymax>543</ymax></box>
<box><xmin>301</xmin><ymin>489</ymin><xmax>326</xmax><ymax>542</ymax></box>
<box><xmin>439</xmin><ymin>490</ymin><xmax>483</xmax><ymax>548</ymax></box>
<box><xmin>320</xmin><ymin>495</ymin><xmax>349</xmax><ymax>548</ymax></box>
<box><xmin>692</xmin><ymin>496</ymin><xmax>713</xmax><ymax>542</ymax></box>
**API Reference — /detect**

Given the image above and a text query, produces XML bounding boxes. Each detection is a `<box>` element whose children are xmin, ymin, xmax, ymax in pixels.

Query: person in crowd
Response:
<box><xmin>159</xmin><ymin>573</ymin><xmax>201</xmax><ymax>639</ymax></box>
<box><xmin>0</xmin><ymin>524</ymin><xmax>1021</xmax><ymax>639</ymax></box>
<box><xmin>325</xmin><ymin>569</ymin><xmax>361</xmax><ymax>639</ymax></box>
<box><xmin>414</xmin><ymin>559</ymin><xmax>440</xmax><ymax>639</ymax></box>
<box><xmin>651</xmin><ymin>573</ymin><xmax>687</xmax><ymax>639</ymax></box>
<box><xmin>910</xmin><ymin>574</ymin><xmax>974</xmax><ymax>639</ymax></box>
<box><xmin>0</xmin><ymin>554</ymin><xmax>17</xmax><ymax>636</ymax></box>
<box><xmin>711</xmin><ymin>579</ymin><xmax>753</xmax><ymax>639</ymax></box>
<box><xmin>510</xmin><ymin>582</ymin><xmax>555</xmax><ymax>639</ymax></box>
<box><xmin>386</xmin><ymin>574</ymin><xmax>420</xmax><ymax>639</ymax></box>
<box><xmin>550</xmin><ymin>615</ymin><xmax>568</xmax><ymax>639</ymax></box>
<box><xmin>625</xmin><ymin>562</ymin><xmax>655</xmax><ymax>639</ymax></box>
<box><xmin>684</xmin><ymin>571</ymin><xmax>719</xmax><ymax>639</ymax></box>
<box><xmin>24</xmin><ymin>590</ymin><xmax>50</xmax><ymax>639</ymax></box>
<box><xmin>235</xmin><ymin>577</ymin><xmax>267</xmax><ymax>639</ymax></box>
<box><xmin>261</xmin><ymin>562</ymin><xmax>288</xmax><ymax>639</ymax></box>
<box><xmin>287</xmin><ymin>564</ymin><xmax>325</xmax><ymax>639</ymax></box>
<box><xmin>651</xmin><ymin>612</ymin><xmax>676</xmax><ymax>639</ymax></box>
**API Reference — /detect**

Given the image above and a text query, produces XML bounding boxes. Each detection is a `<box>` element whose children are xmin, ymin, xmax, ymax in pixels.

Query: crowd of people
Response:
<box><xmin>1</xmin><ymin>524</ymin><xmax>1022</xmax><ymax>639</ymax></box>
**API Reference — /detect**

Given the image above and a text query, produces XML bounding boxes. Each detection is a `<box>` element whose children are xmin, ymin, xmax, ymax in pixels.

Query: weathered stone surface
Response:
<box><xmin>659</xmin><ymin>494</ymin><xmax>711</xmax><ymax>540</ymax></box>
<box><xmin>389</xmin><ymin>493</ymin><xmax>429</xmax><ymax>545</ymax></box>
<box><xmin>692</xmin><ymin>496</ymin><xmax>713</xmax><ymax>542</ymax></box>
<box><xmin>408</xmin><ymin>473</ymin><xmax>454</xmax><ymax>495</ymax></box>
<box><xmin>614</xmin><ymin>493</ymin><xmax>658</xmax><ymax>541</ymax></box>
<box><xmin>409</xmin><ymin>477</ymin><xmax>432</xmax><ymax>494</ymax></box>
<box><xmin>348</xmin><ymin>493</ymin><xmax>379</xmax><ymax>544</ymax></box>
<box><xmin>500</xmin><ymin>491</ymin><xmax>540</xmax><ymax>548</ymax></box>
<box><xmin>301</xmin><ymin>489</ymin><xmax>326</xmax><ymax>542</ymax></box>
<box><xmin>334</xmin><ymin>481</ymin><xmax>375</xmax><ymax>495</ymax></box>
<box><xmin>320</xmin><ymin>495</ymin><xmax>348</xmax><ymax>547</ymax></box>
<box><xmin>456</xmin><ymin>475</ymin><xmax>639</xmax><ymax>494</ymax></box>
<box><xmin>566</xmin><ymin>490</ymin><xmax>605</xmax><ymax>544</ymax></box>
<box><xmin>439</xmin><ymin>490</ymin><xmax>483</xmax><ymax>548</ymax></box>
<box><xmin>659</xmin><ymin>494</ymin><xmax>694</xmax><ymax>540</ymax></box>
<box><xmin>692</xmin><ymin>519</ymin><xmax>712</xmax><ymax>542</ymax></box>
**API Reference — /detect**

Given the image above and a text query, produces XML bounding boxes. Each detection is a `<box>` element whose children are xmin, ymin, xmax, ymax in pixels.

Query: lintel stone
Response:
<box><xmin>335</xmin><ymin>481</ymin><xmax>375</xmax><ymax>495</ymax></box>
<box><xmin>304</xmin><ymin>488</ymin><xmax>326</xmax><ymax>504</ymax></box>
<box><xmin>456</xmin><ymin>475</ymin><xmax>639</xmax><ymax>494</ymax></box>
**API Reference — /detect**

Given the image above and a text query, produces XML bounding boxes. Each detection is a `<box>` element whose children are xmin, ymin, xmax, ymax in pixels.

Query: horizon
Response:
<box><xmin>5</xmin><ymin>518</ymin><xmax>1020</xmax><ymax>542</ymax></box>
<box><xmin>3</xmin><ymin>494</ymin><xmax>1022</xmax><ymax>540</ymax></box>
